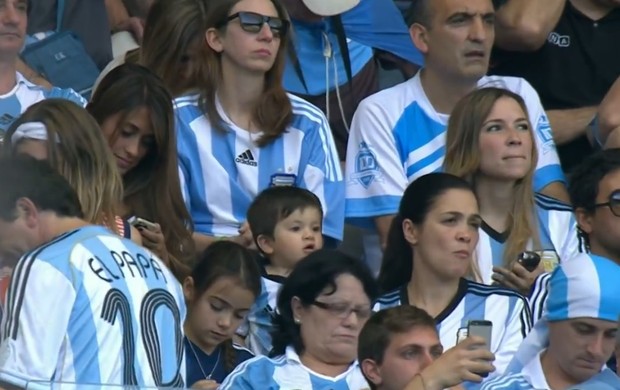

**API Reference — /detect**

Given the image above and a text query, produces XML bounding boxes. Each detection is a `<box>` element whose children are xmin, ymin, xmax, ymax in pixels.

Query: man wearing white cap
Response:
<box><xmin>0</xmin><ymin>1</ymin><xmax>85</xmax><ymax>143</ymax></box>
<box><xmin>480</xmin><ymin>253</ymin><xmax>620</xmax><ymax>389</ymax></box>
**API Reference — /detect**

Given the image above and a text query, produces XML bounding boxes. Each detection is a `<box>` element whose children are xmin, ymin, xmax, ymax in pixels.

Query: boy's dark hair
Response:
<box><xmin>247</xmin><ymin>186</ymin><xmax>323</xmax><ymax>252</ymax></box>
<box><xmin>0</xmin><ymin>155</ymin><xmax>83</xmax><ymax>221</ymax></box>
<box><xmin>358</xmin><ymin>306</ymin><xmax>438</xmax><ymax>389</ymax></box>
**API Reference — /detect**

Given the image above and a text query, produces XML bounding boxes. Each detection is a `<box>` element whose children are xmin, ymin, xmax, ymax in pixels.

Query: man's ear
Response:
<box><xmin>409</xmin><ymin>23</ymin><xmax>430</xmax><ymax>54</ymax></box>
<box><xmin>360</xmin><ymin>358</ymin><xmax>383</xmax><ymax>388</ymax></box>
<box><xmin>16</xmin><ymin>197</ymin><xmax>39</xmax><ymax>229</ymax></box>
<box><xmin>256</xmin><ymin>234</ymin><xmax>275</xmax><ymax>256</ymax></box>
<box><xmin>574</xmin><ymin>207</ymin><xmax>594</xmax><ymax>236</ymax></box>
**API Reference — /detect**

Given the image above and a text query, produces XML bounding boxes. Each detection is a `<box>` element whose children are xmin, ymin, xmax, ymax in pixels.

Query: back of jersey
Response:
<box><xmin>0</xmin><ymin>226</ymin><xmax>186</xmax><ymax>388</ymax></box>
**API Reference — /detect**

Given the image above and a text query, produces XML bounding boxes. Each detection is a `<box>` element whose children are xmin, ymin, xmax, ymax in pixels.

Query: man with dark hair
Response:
<box><xmin>359</xmin><ymin>306</ymin><xmax>495</xmax><ymax>390</ymax></box>
<box><xmin>0</xmin><ymin>155</ymin><xmax>186</xmax><ymax>388</ymax></box>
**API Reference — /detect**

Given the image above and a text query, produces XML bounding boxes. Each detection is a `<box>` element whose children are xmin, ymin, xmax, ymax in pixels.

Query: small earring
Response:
<box><xmin>294</xmin><ymin>318</ymin><xmax>301</xmax><ymax>324</ymax></box>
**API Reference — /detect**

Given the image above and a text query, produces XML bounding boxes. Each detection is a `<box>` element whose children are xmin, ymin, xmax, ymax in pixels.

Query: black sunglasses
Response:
<box><xmin>593</xmin><ymin>189</ymin><xmax>620</xmax><ymax>217</ymax></box>
<box><xmin>218</xmin><ymin>11</ymin><xmax>289</xmax><ymax>36</ymax></box>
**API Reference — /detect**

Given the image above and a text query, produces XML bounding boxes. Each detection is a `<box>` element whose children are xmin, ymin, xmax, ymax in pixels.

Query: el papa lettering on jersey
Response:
<box><xmin>88</xmin><ymin>251</ymin><xmax>168</xmax><ymax>283</ymax></box>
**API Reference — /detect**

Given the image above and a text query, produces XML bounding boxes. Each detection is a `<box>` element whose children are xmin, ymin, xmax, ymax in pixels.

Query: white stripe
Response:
<box><xmin>404</xmin><ymin>131</ymin><xmax>445</xmax><ymax>178</ymax></box>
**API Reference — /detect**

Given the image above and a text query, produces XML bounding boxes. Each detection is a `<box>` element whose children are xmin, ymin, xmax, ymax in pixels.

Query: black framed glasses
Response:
<box><xmin>593</xmin><ymin>189</ymin><xmax>620</xmax><ymax>217</ymax></box>
<box><xmin>311</xmin><ymin>300</ymin><xmax>372</xmax><ymax>320</ymax></box>
<box><xmin>218</xmin><ymin>11</ymin><xmax>289</xmax><ymax>37</ymax></box>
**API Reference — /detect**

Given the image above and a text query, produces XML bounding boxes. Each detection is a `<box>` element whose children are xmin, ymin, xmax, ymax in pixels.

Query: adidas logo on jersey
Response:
<box><xmin>235</xmin><ymin>149</ymin><xmax>257</xmax><ymax>166</ymax></box>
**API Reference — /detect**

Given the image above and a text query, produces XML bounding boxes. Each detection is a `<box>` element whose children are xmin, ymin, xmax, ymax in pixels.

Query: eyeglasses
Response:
<box><xmin>593</xmin><ymin>189</ymin><xmax>620</xmax><ymax>217</ymax></box>
<box><xmin>217</xmin><ymin>11</ymin><xmax>289</xmax><ymax>37</ymax></box>
<box><xmin>311</xmin><ymin>300</ymin><xmax>372</xmax><ymax>320</ymax></box>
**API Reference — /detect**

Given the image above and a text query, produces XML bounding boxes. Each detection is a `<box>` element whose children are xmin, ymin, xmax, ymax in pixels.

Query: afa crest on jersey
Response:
<box><xmin>350</xmin><ymin>142</ymin><xmax>383</xmax><ymax>189</ymax></box>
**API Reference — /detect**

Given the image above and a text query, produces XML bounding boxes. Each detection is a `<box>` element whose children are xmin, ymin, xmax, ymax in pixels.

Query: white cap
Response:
<box><xmin>301</xmin><ymin>0</ymin><xmax>360</xmax><ymax>16</ymax></box>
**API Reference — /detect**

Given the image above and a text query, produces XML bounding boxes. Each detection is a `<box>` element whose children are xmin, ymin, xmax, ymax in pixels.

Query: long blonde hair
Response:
<box><xmin>4</xmin><ymin>99</ymin><xmax>123</xmax><ymax>232</ymax></box>
<box><xmin>444</xmin><ymin>87</ymin><xmax>540</xmax><ymax>270</ymax></box>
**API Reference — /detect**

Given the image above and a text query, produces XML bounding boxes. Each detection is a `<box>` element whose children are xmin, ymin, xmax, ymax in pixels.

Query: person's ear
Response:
<box><xmin>183</xmin><ymin>276</ymin><xmax>195</xmax><ymax>302</ymax></box>
<box><xmin>409</xmin><ymin>23</ymin><xmax>430</xmax><ymax>54</ymax></box>
<box><xmin>206</xmin><ymin>28</ymin><xmax>224</xmax><ymax>53</ymax></box>
<box><xmin>256</xmin><ymin>234</ymin><xmax>275</xmax><ymax>256</ymax></box>
<box><xmin>291</xmin><ymin>296</ymin><xmax>306</xmax><ymax>324</ymax></box>
<box><xmin>575</xmin><ymin>207</ymin><xmax>594</xmax><ymax>236</ymax></box>
<box><xmin>402</xmin><ymin>218</ymin><xmax>419</xmax><ymax>246</ymax></box>
<box><xmin>360</xmin><ymin>359</ymin><xmax>384</xmax><ymax>387</ymax></box>
<box><xmin>16</xmin><ymin>197</ymin><xmax>39</xmax><ymax>229</ymax></box>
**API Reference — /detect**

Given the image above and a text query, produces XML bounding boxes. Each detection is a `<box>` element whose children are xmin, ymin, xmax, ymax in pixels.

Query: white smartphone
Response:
<box><xmin>128</xmin><ymin>216</ymin><xmax>157</xmax><ymax>231</ymax></box>
<box><xmin>468</xmin><ymin>320</ymin><xmax>493</xmax><ymax>347</ymax></box>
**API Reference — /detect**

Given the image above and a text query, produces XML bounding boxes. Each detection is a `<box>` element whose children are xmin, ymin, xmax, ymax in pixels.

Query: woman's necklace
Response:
<box><xmin>188</xmin><ymin>338</ymin><xmax>221</xmax><ymax>380</ymax></box>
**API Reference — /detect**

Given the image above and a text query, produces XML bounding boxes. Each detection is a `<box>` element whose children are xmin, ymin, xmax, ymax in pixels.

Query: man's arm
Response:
<box><xmin>598</xmin><ymin>77</ymin><xmax>620</xmax><ymax>148</ymax></box>
<box><xmin>494</xmin><ymin>0</ymin><xmax>566</xmax><ymax>51</ymax></box>
<box><xmin>105</xmin><ymin>0</ymin><xmax>144</xmax><ymax>42</ymax></box>
<box><xmin>15</xmin><ymin>58</ymin><xmax>52</xmax><ymax>88</ymax></box>
<box><xmin>546</xmin><ymin>107</ymin><xmax>597</xmax><ymax>145</ymax></box>
<box><xmin>539</xmin><ymin>182</ymin><xmax>570</xmax><ymax>204</ymax></box>
<box><xmin>375</xmin><ymin>215</ymin><xmax>395</xmax><ymax>252</ymax></box>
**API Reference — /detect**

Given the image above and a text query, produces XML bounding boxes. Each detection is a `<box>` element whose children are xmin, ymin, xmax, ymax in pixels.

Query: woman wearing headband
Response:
<box><xmin>174</xmin><ymin>0</ymin><xmax>344</xmax><ymax>252</ymax></box>
<box><xmin>3</xmin><ymin>99</ymin><xmax>141</xmax><ymax>244</ymax></box>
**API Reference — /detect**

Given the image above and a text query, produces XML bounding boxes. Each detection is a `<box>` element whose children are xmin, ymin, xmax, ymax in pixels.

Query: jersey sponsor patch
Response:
<box><xmin>349</xmin><ymin>142</ymin><xmax>383</xmax><ymax>189</ymax></box>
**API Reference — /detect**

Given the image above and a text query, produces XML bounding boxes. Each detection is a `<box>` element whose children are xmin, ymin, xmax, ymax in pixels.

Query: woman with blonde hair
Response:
<box><xmin>175</xmin><ymin>0</ymin><xmax>344</xmax><ymax>252</ymax></box>
<box><xmin>443</xmin><ymin>87</ymin><xmax>581</xmax><ymax>294</ymax></box>
<box><xmin>3</xmin><ymin>99</ymin><xmax>141</xmax><ymax>244</ymax></box>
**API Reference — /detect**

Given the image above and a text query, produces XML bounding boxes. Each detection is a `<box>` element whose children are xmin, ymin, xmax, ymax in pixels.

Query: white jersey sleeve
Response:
<box><xmin>493</xmin><ymin>295</ymin><xmax>533</xmax><ymax>375</ymax></box>
<box><xmin>344</xmin><ymin>95</ymin><xmax>408</xmax><ymax>225</ymax></box>
<box><xmin>0</xmin><ymin>253</ymin><xmax>75</xmax><ymax>383</ymax></box>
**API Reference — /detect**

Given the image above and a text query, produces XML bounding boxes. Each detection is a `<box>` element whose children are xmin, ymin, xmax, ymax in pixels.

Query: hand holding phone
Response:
<box><xmin>128</xmin><ymin>216</ymin><xmax>158</xmax><ymax>231</ymax></box>
<box><xmin>517</xmin><ymin>251</ymin><xmax>541</xmax><ymax>272</ymax></box>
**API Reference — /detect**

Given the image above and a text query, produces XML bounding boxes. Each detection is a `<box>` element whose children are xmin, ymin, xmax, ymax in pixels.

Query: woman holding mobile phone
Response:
<box><xmin>376</xmin><ymin>172</ymin><xmax>532</xmax><ymax>378</ymax></box>
<box><xmin>88</xmin><ymin>63</ymin><xmax>194</xmax><ymax>278</ymax></box>
<box><xmin>443</xmin><ymin>87</ymin><xmax>582</xmax><ymax>295</ymax></box>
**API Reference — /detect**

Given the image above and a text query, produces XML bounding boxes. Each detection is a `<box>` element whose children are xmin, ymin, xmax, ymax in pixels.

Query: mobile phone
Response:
<box><xmin>128</xmin><ymin>216</ymin><xmax>157</xmax><ymax>231</ymax></box>
<box><xmin>468</xmin><ymin>320</ymin><xmax>493</xmax><ymax>347</ymax></box>
<box><xmin>517</xmin><ymin>251</ymin><xmax>541</xmax><ymax>272</ymax></box>
<box><xmin>468</xmin><ymin>320</ymin><xmax>492</xmax><ymax>378</ymax></box>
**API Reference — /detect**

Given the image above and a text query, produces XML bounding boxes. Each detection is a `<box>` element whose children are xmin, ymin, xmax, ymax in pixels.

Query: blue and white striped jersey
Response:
<box><xmin>175</xmin><ymin>94</ymin><xmax>344</xmax><ymax>240</ymax></box>
<box><xmin>374</xmin><ymin>279</ymin><xmax>532</xmax><ymax>377</ymax></box>
<box><xmin>0</xmin><ymin>226</ymin><xmax>186</xmax><ymax>388</ymax></box>
<box><xmin>476</xmin><ymin>193</ymin><xmax>581</xmax><ymax>284</ymax></box>
<box><xmin>0</xmin><ymin>72</ymin><xmax>86</xmax><ymax>137</ymax></box>
<box><xmin>345</xmin><ymin>72</ymin><xmax>564</xmax><ymax>229</ymax></box>
<box><xmin>240</xmin><ymin>273</ymin><xmax>285</xmax><ymax>356</ymax></box>
<box><xmin>219</xmin><ymin>346</ymin><xmax>369</xmax><ymax>389</ymax></box>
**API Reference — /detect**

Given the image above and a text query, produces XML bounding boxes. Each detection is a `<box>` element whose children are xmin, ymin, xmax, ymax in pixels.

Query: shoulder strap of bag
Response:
<box><xmin>56</xmin><ymin>0</ymin><xmax>65</xmax><ymax>32</ymax></box>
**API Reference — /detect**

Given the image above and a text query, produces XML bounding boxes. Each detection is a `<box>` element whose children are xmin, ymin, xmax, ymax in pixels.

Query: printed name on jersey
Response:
<box><xmin>536</xmin><ymin>114</ymin><xmax>555</xmax><ymax>154</ymax></box>
<box><xmin>547</xmin><ymin>32</ymin><xmax>570</xmax><ymax>47</ymax></box>
<box><xmin>88</xmin><ymin>250</ymin><xmax>169</xmax><ymax>284</ymax></box>
<box><xmin>349</xmin><ymin>142</ymin><xmax>383</xmax><ymax>188</ymax></box>
<box><xmin>235</xmin><ymin>149</ymin><xmax>257</xmax><ymax>167</ymax></box>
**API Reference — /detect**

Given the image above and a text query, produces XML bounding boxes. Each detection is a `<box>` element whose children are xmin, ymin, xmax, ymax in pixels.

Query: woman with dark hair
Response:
<box><xmin>88</xmin><ymin>63</ymin><xmax>194</xmax><ymax>277</ymax></box>
<box><xmin>376</xmin><ymin>172</ymin><xmax>531</xmax><ymax>378</ymax></box>
<box><xmin>220</xmin><ymin>249</ymin><xmax>378</xmax><ymax>389</ymax></box>
<box><xmin>175</xmin><ymin>0</ymin><xmax>344</xmax><ymax>252</ymax></box>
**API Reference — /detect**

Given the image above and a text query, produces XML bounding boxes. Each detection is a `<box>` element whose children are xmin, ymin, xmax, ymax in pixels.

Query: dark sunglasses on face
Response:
<box><xmin>593</xmin><ymin>189</ymin><xmax>620</xmax><ymax>217</ymax></box>
<box><xmin>217</xmin><ymin>11</ymin><xmax>289</xmax><ymax>37</ymax></box>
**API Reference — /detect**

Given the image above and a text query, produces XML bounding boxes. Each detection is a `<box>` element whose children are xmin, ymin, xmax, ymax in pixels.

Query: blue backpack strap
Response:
<box><xmin>56</xmin><ymin>0</ymin><xmax>65</xmax><ymax>32</ymax></box>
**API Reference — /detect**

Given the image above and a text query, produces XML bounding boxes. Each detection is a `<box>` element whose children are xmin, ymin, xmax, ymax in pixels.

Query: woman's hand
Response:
<box><xmin>416</xmin><ymin>337</ymin><xmax>495</xmax><ymax>390</ymax></box>
<box><xmin>191</xmin><ymin>379</ymin><xmax>219</xmax><ymax>390</ymax></box>
<box><xmin>232</xmin><ymin>222</ymin><xmax>256</xmax><ymax>250</ymax></box>
<box><xmin>138</xmin><ymin>223</ymin><xmax>170</xmax><ymax>264</ymax></box>
<box><xmin>492</xmin><ymin>261</ymin><xmax>544</xmax><ymax>296</ymax></box>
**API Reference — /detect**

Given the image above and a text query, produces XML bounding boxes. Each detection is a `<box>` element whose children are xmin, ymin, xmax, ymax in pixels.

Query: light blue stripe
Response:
<box><xmin>345</xmin><ymin>196</ymin><xmax>400</xmax><ymax>218</ymax></box>
<box><xmin>533</xmin><ymin>164</ymin><xmax>565</xmax><ymax>192</ymax></box>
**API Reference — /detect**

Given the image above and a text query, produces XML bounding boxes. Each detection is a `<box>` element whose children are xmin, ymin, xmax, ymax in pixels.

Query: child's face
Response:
<box><xmin>184</xmin><ymin>276</ymin><xmax>255</xmax><ymax>351</ymax></box>
<box><xmin>265</xmin><ymin>207</ymin><xmax>323</xmax><ymax>268</ymax></box>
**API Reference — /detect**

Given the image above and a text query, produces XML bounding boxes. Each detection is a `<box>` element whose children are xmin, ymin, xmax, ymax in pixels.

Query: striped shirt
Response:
<box><xmin>0</xmin><ymin>72</ymin><xmax>86</xmax><ymax>139</ymax></box>
<box><xmin>374</xmin><ymin>279</ymin><xmax>532</xmax><ymax>377</ymax></box>
<box><xmin>219</xmin><ymin>346</ymin><xmax>370</xmax><ymax>389</ymax></box>
<box><xmin>476</xmin><ymin>193</ymin><xmax>581</xmax><ymax>284</ymax></box>
<box><xmin>184</xmin><ymin>338</ymin><xmax>253</xmax><ymax>386</ymax></box>
<box><xmin>0</xmin><ymin>226</ymin><xmax>186</xmax><ymax>388</ymax></box>
<box><xmin>345</xmin><ymin>72</ymin><xmax>564</xmax><ymax>229</ymax></box>
<box><xmin>174</xmin><ymin>94</ymin><xmax>344</xmax><ymax>240</ymax></box>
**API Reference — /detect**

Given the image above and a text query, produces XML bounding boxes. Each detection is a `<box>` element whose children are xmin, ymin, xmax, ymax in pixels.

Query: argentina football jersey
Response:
<box><xmin>0</xmin><ymin>226</ymin><xmax>186</xmax><ymax>387</ymax></box>
<box><xmin>374</xmin><ymin>279</ymin><xmax>532</xmax><ymax>377</ymax></box>
<box><xmin>174</xmin><ymin>93</ymin><xmax>344</xmax><ymax>241</ymax></box>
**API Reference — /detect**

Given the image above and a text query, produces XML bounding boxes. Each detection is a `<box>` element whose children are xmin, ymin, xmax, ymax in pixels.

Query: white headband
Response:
<box><xmin>10</xmin><ymin>121</ymin><xmax>59</xmax><ymax>144</ymax></box>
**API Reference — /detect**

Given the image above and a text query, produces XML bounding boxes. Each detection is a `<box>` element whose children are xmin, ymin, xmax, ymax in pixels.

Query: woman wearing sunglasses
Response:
<box><xmin>174</xmin><ymin>0</ymin><xmax>344</xmax><ymax>252</ymax></box>
<box><xmin>220</xmin><ymin>250</ymin><xmax>378</xmax><ymax>389</ymax></box>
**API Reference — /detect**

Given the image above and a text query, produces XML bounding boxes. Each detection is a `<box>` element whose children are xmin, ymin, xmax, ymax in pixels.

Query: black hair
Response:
<box><xmin>247</xmin><ymin>186</ymin><xmax>323</xmax><ymax>256</ymax></box>
<box><xmin>378</xmin><ymin>173</ymin><xmax>475</xmax><ymax>293</ymax></box>
<box><xmin>0</xmin><ymin>155</ymin><xmax>83</xmax><ymax>221</ymax></box>
<box><xmin>270</xmin><ymin>249</ymin><xmax>378</xmax><ymax>357</ymax></box>
<box><xmin>406</xmin><ymin>0</ymin><xmax>432</xmax><ymax>27</ymax></box>
<box><xmin>189</xmin><ymin>241</ymin><xmax>262</xmax><ymax>372</ymax></box>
